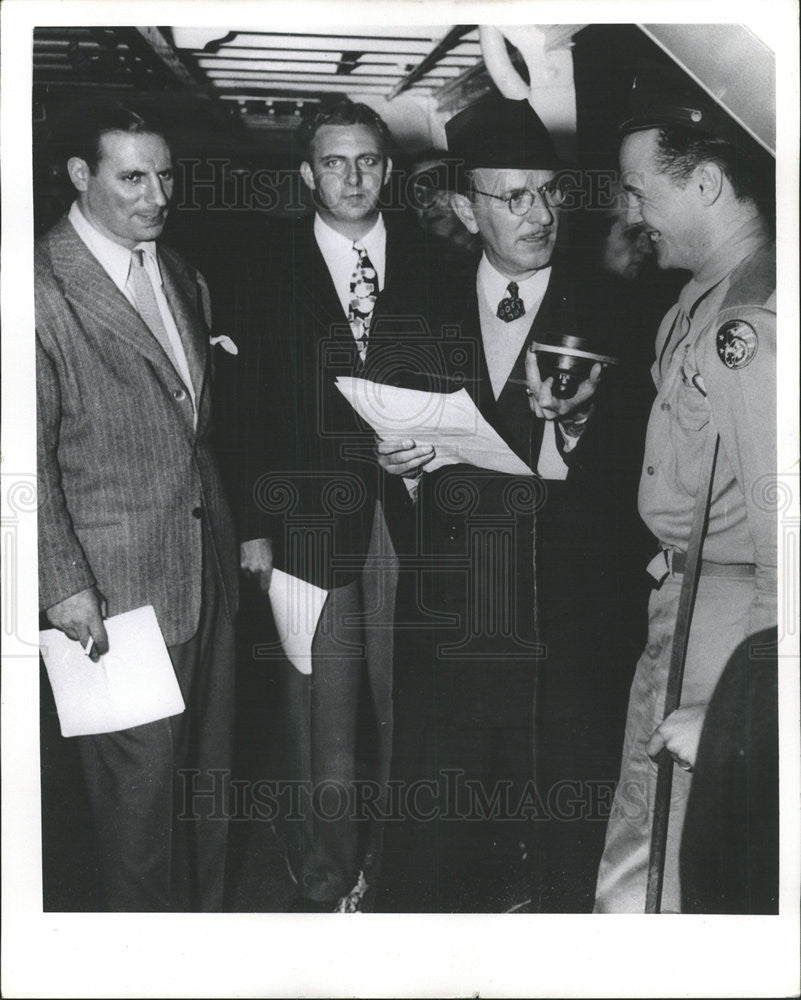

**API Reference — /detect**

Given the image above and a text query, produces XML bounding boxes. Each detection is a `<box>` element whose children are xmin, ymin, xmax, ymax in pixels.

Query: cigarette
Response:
<box><xmin>84</xmin><ymin>636</ymin><xmax>94</xmax><ymax>657</ymax></box>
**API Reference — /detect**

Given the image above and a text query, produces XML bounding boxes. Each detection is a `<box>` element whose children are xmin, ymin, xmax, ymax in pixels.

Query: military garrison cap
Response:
<box><xmin>619</xmin><ymin>59</ymin><xmax>743</xmax><ymax>145</ymax></box>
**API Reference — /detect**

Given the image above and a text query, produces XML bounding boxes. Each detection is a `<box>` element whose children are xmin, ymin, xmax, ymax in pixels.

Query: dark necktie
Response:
<box><xmin>497</xmin><ymin>280</ymin><xmax>526</xmax><ymax>322</ymax></box>
<box><xmin>348</xmin><ymin>243</ymin><xmax>378</xmax><ymax>362</ymax></box>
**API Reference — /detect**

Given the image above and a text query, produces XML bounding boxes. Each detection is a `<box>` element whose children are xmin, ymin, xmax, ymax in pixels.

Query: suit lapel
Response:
<box><xmin>294</xmin><ymin>224</ymin><xmax>350</xmax><ymax>328</ymax></box>
<box><xmin>467</xmin><ymin>264</ymin><xmax>572</xmax><ymax>469</ymax></box>
<box><xmin>493</xmin><ymin>268</ymin><xmax>566</xmax><ymax>464</ymax></box>
<box><xmin>496</xmin><ymin>263</ymin><xmax>560</xmax><ymax>410</ymax></box>
<box><xmin>382</xmin><ymin>219</ymin><xmax>404</xmax><ymax>296</ymax></box>
<box><xmin>159</xmin><ymin>252</ymin><xmax>207</xmax><ymax>402</ymax></box>
<box><xmin>46</xmin><ymin>218</ymin><xmax>189</xmax><ymax>386</ymax></box>
<box><xmin>297</xmin><ymin>222</ymin><xmax>367</xmax><ymax>373</ymax></box>
<box><xmin>461</xmin><ymin>292</ymin><xmax>498</xmax><ymax>420</ymax></box>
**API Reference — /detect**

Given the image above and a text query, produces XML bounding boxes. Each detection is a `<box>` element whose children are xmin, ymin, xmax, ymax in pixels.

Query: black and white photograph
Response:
<box><xmin>2</xmin><ymin>2</ymin><xmax>799</xmax><ymax>997</ymax></box>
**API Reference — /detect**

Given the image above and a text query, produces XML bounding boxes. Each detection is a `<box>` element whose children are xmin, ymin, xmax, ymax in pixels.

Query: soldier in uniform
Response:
<box><xmin>594</xmin><ymin>64</ymin><xmax>777</xmax><ymax>913</ymax></box>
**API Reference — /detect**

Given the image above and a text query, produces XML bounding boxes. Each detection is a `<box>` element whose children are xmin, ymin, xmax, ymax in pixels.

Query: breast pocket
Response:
<box><xmin>675</xmin><ymin>378</ymin><xmax>711</xmax><ymax>431</ymax></box>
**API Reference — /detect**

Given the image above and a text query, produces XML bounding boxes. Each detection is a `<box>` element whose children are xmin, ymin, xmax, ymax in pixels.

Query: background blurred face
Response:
<box><xmin>601</xmin><ymin>216</ymin><xmax>653</xmax><ymax>280</ymax></box>
<box><xmin>71</xmin><ymin>130</ymin><xmax>173</xmax><ymax>248</ymax></box>
<box><xmin>619</xmin><ymin>129</ymin><xmax>704</xmax><ymax>273</ymax></box>
<box><xmin>462</xmin><ymin>167</ymin><xmax>559</xmax><ymax>278</ymax></box>
<box><xmin>410</xmin><ymin>159</ymin><xmax>461</xmax><ymax>239</ymax></box>
<box><xmin>301</xmin><ymin>123</ymin><xmax>391</xmax><ymax>234</ymax></box>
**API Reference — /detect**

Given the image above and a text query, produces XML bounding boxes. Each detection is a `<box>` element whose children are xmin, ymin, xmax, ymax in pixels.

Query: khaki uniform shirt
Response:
<box><xmin>639</xmin><ymin>218</ymin><xmax>776</xmax><ymax>634</ymax></box>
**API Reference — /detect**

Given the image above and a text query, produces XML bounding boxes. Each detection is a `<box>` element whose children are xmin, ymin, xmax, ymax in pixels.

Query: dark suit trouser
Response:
<box><xmin>283</xmin><ymin>503</ymin><xmax>396</xmax><ymax>903</ymax></box>
<box><xmin>76</xmin><ymin>528</ymin><xmax>234</xmax><ymax>912</ymax></box>
<box><xmin>377</xmin><ymin>529</ymin><xmax>536</xmax><ymax>913</ymax></box>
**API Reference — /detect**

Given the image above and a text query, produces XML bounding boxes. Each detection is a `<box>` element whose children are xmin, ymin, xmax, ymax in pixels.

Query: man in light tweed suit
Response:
<box><xmin>36</xmin><ymin>101</ymin><xmax>238</xmax><ymax>911</ymax></box>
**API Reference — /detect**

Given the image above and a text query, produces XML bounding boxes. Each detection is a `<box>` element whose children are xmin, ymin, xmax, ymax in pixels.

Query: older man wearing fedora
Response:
<box><xmin>372</xmin><ymin>95</ymin><xmax>646</xmax><ymax>912</ymax></box>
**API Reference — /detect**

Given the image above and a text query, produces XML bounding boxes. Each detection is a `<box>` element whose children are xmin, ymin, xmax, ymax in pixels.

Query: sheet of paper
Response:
<box><xmin>336</xmin><ymin>377</ymin><xmax>534</xmax><ymax>476</ymax></box>
<box><xmin>39</xmin><ymin>605</ymin><xmax>185</xmax><ymax>738</ymax></box>
<box><xmin>268</xmin><ymin>568</ymin><xmax>329</xmax><ymax>675</ymax></box>
<box><xmin>536</xmin><ymin>418</ymin><xmax>569</xmax><ymax>480</ymax></box>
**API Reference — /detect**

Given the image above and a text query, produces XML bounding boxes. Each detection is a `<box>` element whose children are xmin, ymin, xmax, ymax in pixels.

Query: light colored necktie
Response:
<box><xmin>659</xmin><ymin>278</ymin><xmax>723</xmax><ymax>378</ymax></box>
<box><xmin>658</xmin><ymin>305</ymin><xmax>691</xmax><ymax>379</ymax></box>
<box><xmin>127</xmin><ymin>248</ymin><xmax>183</xmax><ymax>375</ymax></box>
<box><xmin>497</xmin><ymin>280</ymin><xmax>525</xmax><ymax>323</ymax></box>
<box><xmin>348</xmin><ymin>243</ymin><xmax>378</xmax><ymax>362</ymax></box>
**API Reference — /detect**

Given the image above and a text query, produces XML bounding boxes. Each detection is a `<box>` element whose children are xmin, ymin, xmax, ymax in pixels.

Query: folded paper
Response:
<box><xmin>40</xmin><ymin>605</ymin><xmax>185</xmax><ymax>738</ymax></box>
<box><xmin>269</xmin><ymin>569</ymin><xmax>329</xmax><ymax>675</ymax></box>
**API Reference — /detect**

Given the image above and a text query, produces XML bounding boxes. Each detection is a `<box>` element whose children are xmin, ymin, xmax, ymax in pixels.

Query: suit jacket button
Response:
<box><xmin>646</xmin><ymin>466</ymin><xmax>655</xmax><ymax>476</ymax></box>
<box><xmin>173</xmin><ymin>388</ymin><xmax>187</xmax><ymax>401</ymax></box>
<box><xmin>192</xmin><ymin>505</ymin><xmax>203</xmax><ymax>519</ymax></box>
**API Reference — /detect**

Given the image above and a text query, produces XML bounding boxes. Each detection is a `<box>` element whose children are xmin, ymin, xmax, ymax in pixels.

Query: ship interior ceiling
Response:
<box><xmin>34</xmin><ymin>25</ymin><xmax>679</xmax><ymax>239</ymax></box>
<box><xmin>32</xmin><ymin>22</ymin><xmax>694</xmax><ymax>300</ymax></box>
<box><xmin>33</xmin><ymin>22</ymin><xmax>775</xmax><ymax>271</ymax></box>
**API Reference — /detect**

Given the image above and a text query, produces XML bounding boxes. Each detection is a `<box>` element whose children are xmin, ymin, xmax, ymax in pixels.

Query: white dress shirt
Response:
<box><xmin>477</xmin><ymin>253</ymin><xmax>551</xmax><ymax>400</ymax></box>
<box><xmin>313</xmin><ymin>212</ymin><xmax>387</xmax><ymax>316</ymax></box>
<box><xmin>68</xmin><ymin>202</ymin><xmax>196</xmax><ymax>417</ymax></box>
<box><xmin>475</xmin><ymin>253</ymin><xmax>570</xmax><ymax>479</ymax></box>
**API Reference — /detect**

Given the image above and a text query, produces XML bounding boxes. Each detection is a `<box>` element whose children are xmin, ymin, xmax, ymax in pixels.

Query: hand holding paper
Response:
<box><xmin>375</xmin><ymin>437</ymin><xmax>436</xmax><ymax>477</ymax></box>
<box><xmin>40</xmin><ymin>605</ymin><xmax>185</xmax><ymax>737</ymax></box>
<box><xmin>336</xmin><ymin>377</ymin><xmax>533</xmax><ymax>476</ymax></box>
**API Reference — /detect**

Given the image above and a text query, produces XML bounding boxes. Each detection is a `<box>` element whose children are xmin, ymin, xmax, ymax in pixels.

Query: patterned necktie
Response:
<box><xmin>348</xmin><ymin>243</ymin><xmax>378</xmax><ymax>362</ymax></box>
<box><xmin>497</xmin><ymin>280</ymin><xmax>526</xmax><ymax>323</ymax></box>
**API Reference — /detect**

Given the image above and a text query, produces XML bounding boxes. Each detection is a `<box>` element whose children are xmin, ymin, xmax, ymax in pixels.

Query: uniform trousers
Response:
<box><xmin>76</xmin><ymin>526</ymin><xmax>235</xmax><ymax>912</ymax></box>
<box><xmin>594</xmin><ymin>569</ymin><xmax>755</xmax><ymax>913</ymax></box>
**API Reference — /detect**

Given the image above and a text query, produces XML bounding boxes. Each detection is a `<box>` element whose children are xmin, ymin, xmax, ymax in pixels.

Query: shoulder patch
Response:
<box><xmin>716</xmin><ymin>319</ymin><xmax>758</xmax><ymax>370</ymax></box>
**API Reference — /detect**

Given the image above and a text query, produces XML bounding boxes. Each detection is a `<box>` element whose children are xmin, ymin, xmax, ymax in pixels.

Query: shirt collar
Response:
<box><xmin>694</xmin><ymin>215</ymin><xmax>770</xmax><ymax>286</ymax></box>
<box><xmin>314</xmin><ymin>212</ymin><xmax>385</xmax><ymax>256</ymax></box>
<box><xmin>678</xmin><ymin>216</ymin><xmax>770</xmax><ymax>316</ymax></box>
<box><xmin>68</xmin><ymin>201</ymin><xmax>161</xmax><ymax>291</ymax></box>
<box><xmin>477</xmin><ymin>252</ymin><xmax>551</xmax><ymax>313</ymax></box>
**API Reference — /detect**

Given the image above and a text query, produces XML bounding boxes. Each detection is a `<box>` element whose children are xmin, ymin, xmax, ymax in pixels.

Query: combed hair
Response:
<box><xmin>655</xmin><ymin>125</ymin><xmax>775</xmax><ymax>222</ymax></box>
<box><xmin>56</xmin><ymin>99</ymin><xmax>168</xmax><ymax>173</ymax></box>
<box><xmin>298</xmin><ymin>99</ymin><xmax>391</xmax><ymax>160</ymax></box>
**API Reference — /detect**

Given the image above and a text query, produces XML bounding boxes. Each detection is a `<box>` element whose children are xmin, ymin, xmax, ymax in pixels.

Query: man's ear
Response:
<box><xmin>451</xmin><ymin>192</ymin><xmax>480</xmax><ymax>234</ymax></box>
<box><xmin>383</xmin><ymin>156</ymin><xmax>393</xmax><ymax>186</ymax></box>
<box><xmin>696</xmin><ymin>160</ymin><xmax>725</xmax><ymax>206</ymax></box>
<box><xmin>299</xmin><ymin>161</ymin><xmax>315</xmax><ymax>191</ymax></box>
<box><xmin>67</xmin><ymin>157</ymin><xmax>91</xmax><ymax>193</ymax></box>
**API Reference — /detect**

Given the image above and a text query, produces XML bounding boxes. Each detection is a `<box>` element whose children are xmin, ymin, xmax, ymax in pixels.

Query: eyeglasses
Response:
<box><xmin>472</xmin><ymin>178</ymin><xmax>566</xmax><ymax>216</ymax></box>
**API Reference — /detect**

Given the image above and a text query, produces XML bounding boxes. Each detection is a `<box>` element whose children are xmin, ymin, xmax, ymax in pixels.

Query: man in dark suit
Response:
<box><xmin>373</xmin><ymin>96</ymin><xmax>647</xmax><ymax>912</ymax></box>
<box><xmin>36</xmin><ymin>101</ymin><xmax>238</xmax><ymax>911</ymax></box>
<box><xmin>238</xmin><ymin>100</ymin><xmax>429</xmax><ymax>911</ymax></box>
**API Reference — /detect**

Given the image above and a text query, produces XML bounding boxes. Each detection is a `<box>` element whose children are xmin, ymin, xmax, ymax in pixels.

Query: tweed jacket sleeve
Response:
<box><xmin>36</xmin><ymin>283</ymin><xmax>99</xmax><ymax>609</ymax></box>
